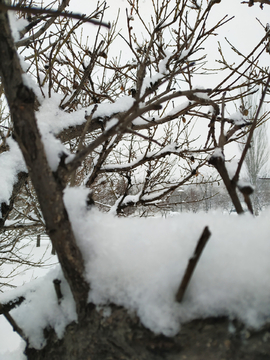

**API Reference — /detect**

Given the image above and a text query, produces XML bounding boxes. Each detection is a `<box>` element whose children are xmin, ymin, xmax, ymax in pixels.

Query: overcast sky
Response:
<box><xmin>72</xmin><ymin>0</ymin><xmax>270</xmax><ymax>55</ymax></box>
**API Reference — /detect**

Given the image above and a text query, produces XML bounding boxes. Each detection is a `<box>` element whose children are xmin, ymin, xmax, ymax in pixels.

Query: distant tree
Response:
<box><xmin>238</xmin><ymin>92</ymin><xmax>270</xmax><ymax>214</ymax></box>
<box><xmin>244</xmin><ymin>123</ymin><xmax>269</xmax><ymax>185</ymax></box>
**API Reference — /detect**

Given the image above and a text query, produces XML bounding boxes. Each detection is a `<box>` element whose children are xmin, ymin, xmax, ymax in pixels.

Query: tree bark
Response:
<box><xmin>25</xmin><ymin>304</ymin><xmax>270</xmax><ymax>360</ymax></box>
<box><xmin>0</xmin><ymin>4</ymin><xmax>89</xmax><ymax>317</ymax></box>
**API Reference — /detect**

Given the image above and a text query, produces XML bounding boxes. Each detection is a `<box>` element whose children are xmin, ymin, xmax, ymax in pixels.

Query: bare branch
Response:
<box><xmin>0</xmin><ymin>301</ymin><xmax>28</xmax><ymax>342</ymax></box>
<box><xmin>241</xmin><ymin>0</ymin><xmax>270</xmax><ymax>8</ymax></box>
<box><xmin>176</xmin><ymin>226</ymin><xmax>211</xmax><ymax>303</ymax></box>
<box><xmin>0</xmin><ymin>3</ymin><xmax>110</xmax><ymax>49</ymax></box>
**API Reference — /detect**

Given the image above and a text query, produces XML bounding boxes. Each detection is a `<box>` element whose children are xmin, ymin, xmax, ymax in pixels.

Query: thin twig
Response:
<box><xmin>0</xmin><ymin>301</ymin><xmax>28</xmax><ymax>343</ymax></box>
<box><xmin>69</xmin><ymin>104</ymin><xmax>98</xmax><ymax>186</ymax></box>
<box><xmin>176</xmin><ymin>226</ymin><xmax>211</xmax><ymax>303</ymax></box>
<box><xmin>15</xmin><ymin>0</ymin><xmax>75</xmax><ymax>48</ymax></box>
<box><xmin>212</xmin><ymin>34</ymin><xmax>268</xmax><ymax>94</ymax></box>
<box><xmin>218</xmin><ymin>92</ymin><xmax>226</xmax><ymax>149</ymax></box>
<box><xmin>0</xmin><ymin>4</ymin><xmax>110</xmax><ymax>28</ymax></box>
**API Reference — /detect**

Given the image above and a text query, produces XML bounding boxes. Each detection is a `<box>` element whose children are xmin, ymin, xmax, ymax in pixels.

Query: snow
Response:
<box><xmin>194</xmin><ymin>91</ymin><xmax>211</xmax><ymax>100</ymax></box>
<box><xmin>210</xmin><ymin>147</ymin><xmax>224</xmax><ymax>160</ymax></box>
<box><xmin>105</xmin><ymin>118</ymin><xmax>118</xmax><ymax>132</ymax></box>
<box><xmin>37</xmin><ymin>120</ymin><xmax>71</xmax><ymax>171</ymax></box>
<box><xmin>132</xmin><ymin>117</ymin><xmax>151</xmax><ymax>126</ymax></box>
<box><xmin>141</xmin><ymin>189</ymin><xmax>168</xmax><ymax>202</ymax></box>
<box><xmin>21</xmin><ymin>73</ymin><xmax>45</xmax><ymax>105</ymax></box>
<box><xmin>2</xmin><ymin>186</ymin><xmax>270</xmax><ymax>352</ymax></box>
<box><xmin>158</xmin><ymin>54</ymin><xmax>171</xmax><ymax>74</ymax></box>
<box><xmin>168</xmin><ymin>100</ymin><xmax>192</xmax><ymax>117</ymax></box>
<box><xmin>34</xmin><ymin>94</ymin><xmax>135</xmax><ymax>170</ymax></box>
<box><xmin>141</xmin><ymin>72</ymin><xmax>164</xmax><ymax>96</ymax></box>
<box><xmin>0</xmin><ymin>343</ymin><xmax>27</xmax><ymax>360</ymax></box>
<box><xmin>237</xmin><ymin>179</ymin><xmax>254</xmax><ymax>192</ymax></box>
<box><xmin>0</xmin><ymin>235</ymin><xmax>56</xmax><ymax>355</ymax></box>
<box><xmin>225</xmin><ymin>158</ymin><xmax>239</xmax><ymax>179</ymax></box>
<box><xmin>0</xmin><ymin>266</ymin><xmax>77</xmax><ymax>350</ymax></box>
<box><xmin>0</xmin><ymin>138</ymin><xmax>26</xmax><ymax>211</ymax></box>
<box><xmin>229</xmin><ymin>111</ymin><xmax>248</xmax><ymax>126</ymax></box>
<box><xmin>179</xmin><ymin>49</ymin><xmax>190</xmax><ymax>61</ymax></box>
<box><xmin>63</xmin><ymin>192</ymin><xmax>270</xmax><ymax>334</ymax></box>
<box><xmin>8</xmin><ymin>12</ymin><xmax>28</xmax><ymax>42</ymax></box>
<box><xmin>121</xmin><ymin>191</ymin><xmax>142</xmax><ymax>206</ymax></box>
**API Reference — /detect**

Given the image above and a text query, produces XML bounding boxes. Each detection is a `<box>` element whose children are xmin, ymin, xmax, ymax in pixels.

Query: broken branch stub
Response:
<box><xmin>176</xmin><ymin>226</ymin><xmax>211</xmax><ymax>303</ymax></box>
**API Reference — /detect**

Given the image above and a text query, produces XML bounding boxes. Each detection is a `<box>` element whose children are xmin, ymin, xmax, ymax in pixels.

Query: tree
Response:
<box><xmin>238</xmin><ymin>91</ymin><xmax>270</xmax><ymax>214</ymax></box>
<box><xmin>244</xmin><ymin>123</ymin><xmax>269</xmax><ymax>185</ymax></box>
<box><xmin>0</xmin><ymin>0</ymin><xmax>270</xmax><ymax>359</ymax></box>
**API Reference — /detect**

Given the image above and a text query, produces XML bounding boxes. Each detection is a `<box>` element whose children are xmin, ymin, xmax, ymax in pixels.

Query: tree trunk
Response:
<box><xmin>25</xmin><ymin>304</ymin><xmax>270</xmax><ymax>360</ymax></box>
<box><xmin>0</xmin><ymin>2</ymin><xmax>89</xmax><ymax>317</ymax></box>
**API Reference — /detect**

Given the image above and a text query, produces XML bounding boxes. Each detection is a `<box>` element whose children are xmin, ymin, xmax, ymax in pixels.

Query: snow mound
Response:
<box><xmin>1</xmin><ymin>186</ymin><xmax>270</xmax><ymax>348</ymax></box>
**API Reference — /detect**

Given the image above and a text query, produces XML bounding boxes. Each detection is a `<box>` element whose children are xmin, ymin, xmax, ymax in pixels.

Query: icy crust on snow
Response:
<box><xmin>2</xmin><ymin>186</ymin><xmax>270</xmax><ymax>348</ymax></box>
